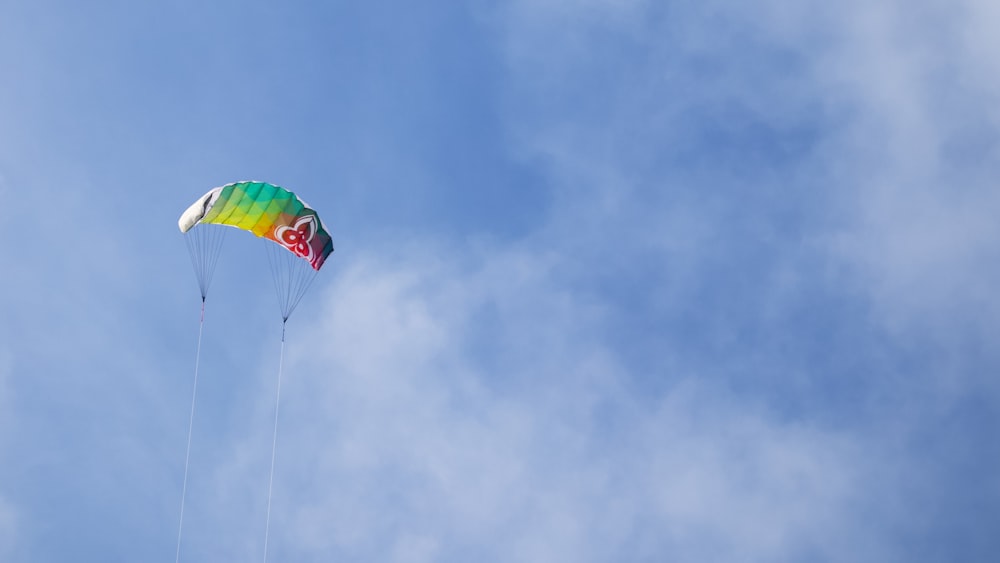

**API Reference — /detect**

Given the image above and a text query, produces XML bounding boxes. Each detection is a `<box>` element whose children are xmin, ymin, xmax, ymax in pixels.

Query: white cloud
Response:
<box><xmin>192</xmin><ymin>247</ymin><xmax>886</xmax><ymax>562</ymax></box>
<box><xmin>720</xmin><ymin>1</ymin><xmax>1000</xmax><ymax>318</ymax></box>
<box><xmin>497</xmin><ymin>0</ymin><xmax>1000</xmax><ymax>375</ymax></box>
<box><xmin>179</xmin><ymin>6</ymin><xmax>988</xmax><ymax>559</ymax></box>
<box><xmin>0</xmin><ymin>1</ymin><xmax>993</xmax><ymax>560</ymax></box>
<box><xmin>813</xmin><ymin>3</ymin><xmax>1000</xmax><ymax>335</ymax></box>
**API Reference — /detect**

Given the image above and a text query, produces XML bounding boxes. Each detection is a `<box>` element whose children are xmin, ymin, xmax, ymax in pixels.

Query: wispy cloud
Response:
<box><xmin>797</xmin><ymin>1</ymin><xmax>1000</xmax><ymax>339</ymax></box>
<box><xmin>1</xmin><ymin>1</ymin><xmax>998</xmax><ymax>561</ymax></box>
<box><xmin>183</xmin><ymin>247</ymin><xmax>895</xmax><ymax>562</ymax></box>
<box><xmin>156</xmin><ymin>2</ymin><xmax>1000</xmax><ymax>560</ymax></box>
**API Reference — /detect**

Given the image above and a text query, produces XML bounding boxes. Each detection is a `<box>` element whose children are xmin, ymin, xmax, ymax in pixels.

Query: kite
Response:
<box><xmin>175</xmin><ymin>181</ymin><xmax>334</xmax><ymax>563</ymax></box>
<box><xmin>179</xmin><ymin>181</ymin><xmax>334</xmax><ymax>271</ymax></box>
<box><xmin>179</xmin><ymin>181</ymin><xmax>334</xmax><ymax>320</ymax></box>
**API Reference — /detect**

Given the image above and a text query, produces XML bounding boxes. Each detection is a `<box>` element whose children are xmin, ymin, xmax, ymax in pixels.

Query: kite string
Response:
<box><xmin>176</xmin><ymin>298</ymin><xmax>206</xmax><ymax>563</ymax></box>
<box><xmin>263</xmin><ymin>320</ymin><xmax>286</xmax><ymax>563</ymax></box>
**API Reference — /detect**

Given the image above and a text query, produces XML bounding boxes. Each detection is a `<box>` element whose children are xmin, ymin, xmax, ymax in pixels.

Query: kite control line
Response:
<box><xmin>176</xmin><ymin>298</ymin><xmax>206</xmax><ymax>563</ymax></box>
<box><xmin>263</xmin><ymin>320</ymin><xmax>287</xmax><ymax>563</ymax></box>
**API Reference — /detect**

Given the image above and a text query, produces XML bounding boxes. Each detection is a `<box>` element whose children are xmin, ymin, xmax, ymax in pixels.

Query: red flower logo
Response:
<box><xmin>275</xmin><ymin>215</ymin><xmax>316</xmax><ymax>262</ymax></box>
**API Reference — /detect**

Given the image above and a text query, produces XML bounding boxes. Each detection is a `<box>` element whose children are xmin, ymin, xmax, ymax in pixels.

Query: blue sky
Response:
<box><xmin>2</xmin><ymin>0</ymin><xmax>999</xmax><ymax>561</ymax></box>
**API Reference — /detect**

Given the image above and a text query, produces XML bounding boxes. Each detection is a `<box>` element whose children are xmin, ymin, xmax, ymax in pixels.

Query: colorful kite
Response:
<box><xmin>179</xmin><ymin>181</ymin><xmax>334</xmax><ymax>271</ymax></box>
<box><xmin>175</xmin><ymin>181</ymin><xmax>334</xmax><ymax>563</ymax></box>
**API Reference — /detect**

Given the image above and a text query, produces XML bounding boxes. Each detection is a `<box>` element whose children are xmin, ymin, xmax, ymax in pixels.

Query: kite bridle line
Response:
<box><xmin>177</xmin><ymin>221</ymin><xmax>224</xmax><ymax>562</ymax></box>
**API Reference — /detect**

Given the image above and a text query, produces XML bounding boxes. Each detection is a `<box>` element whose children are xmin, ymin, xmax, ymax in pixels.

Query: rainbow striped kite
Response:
<box><xmin>179</xmin><ymin>181</ymin><xmax>334</xmax><ymax>271</ymax></box>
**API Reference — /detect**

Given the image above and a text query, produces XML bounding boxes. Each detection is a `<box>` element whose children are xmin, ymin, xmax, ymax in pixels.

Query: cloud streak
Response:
<box><xmin>183</xmin><ymin>246</ymin><xmax>894</xmax><ymax>562</ymax></box>
<box><xmin>161</xmin><ymin>2</ymin><xmax>1000</xmax><ymax>561</ymax></box>
<box><xmin>0</xmin><ymin>1</ymin><xmax>998</xmax><ymax>561</ymax></box>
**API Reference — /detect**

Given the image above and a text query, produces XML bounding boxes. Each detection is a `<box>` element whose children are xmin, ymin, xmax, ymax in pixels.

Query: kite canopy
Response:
<box><xmin>179</xmin><ymin>181</ymin><xmax>334</xmax><ymax>271</ymax></box>
<box><xmin>180</xmin><ymin>181</ymin><xmax>334</xmax><ymax>320</ymax></box>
